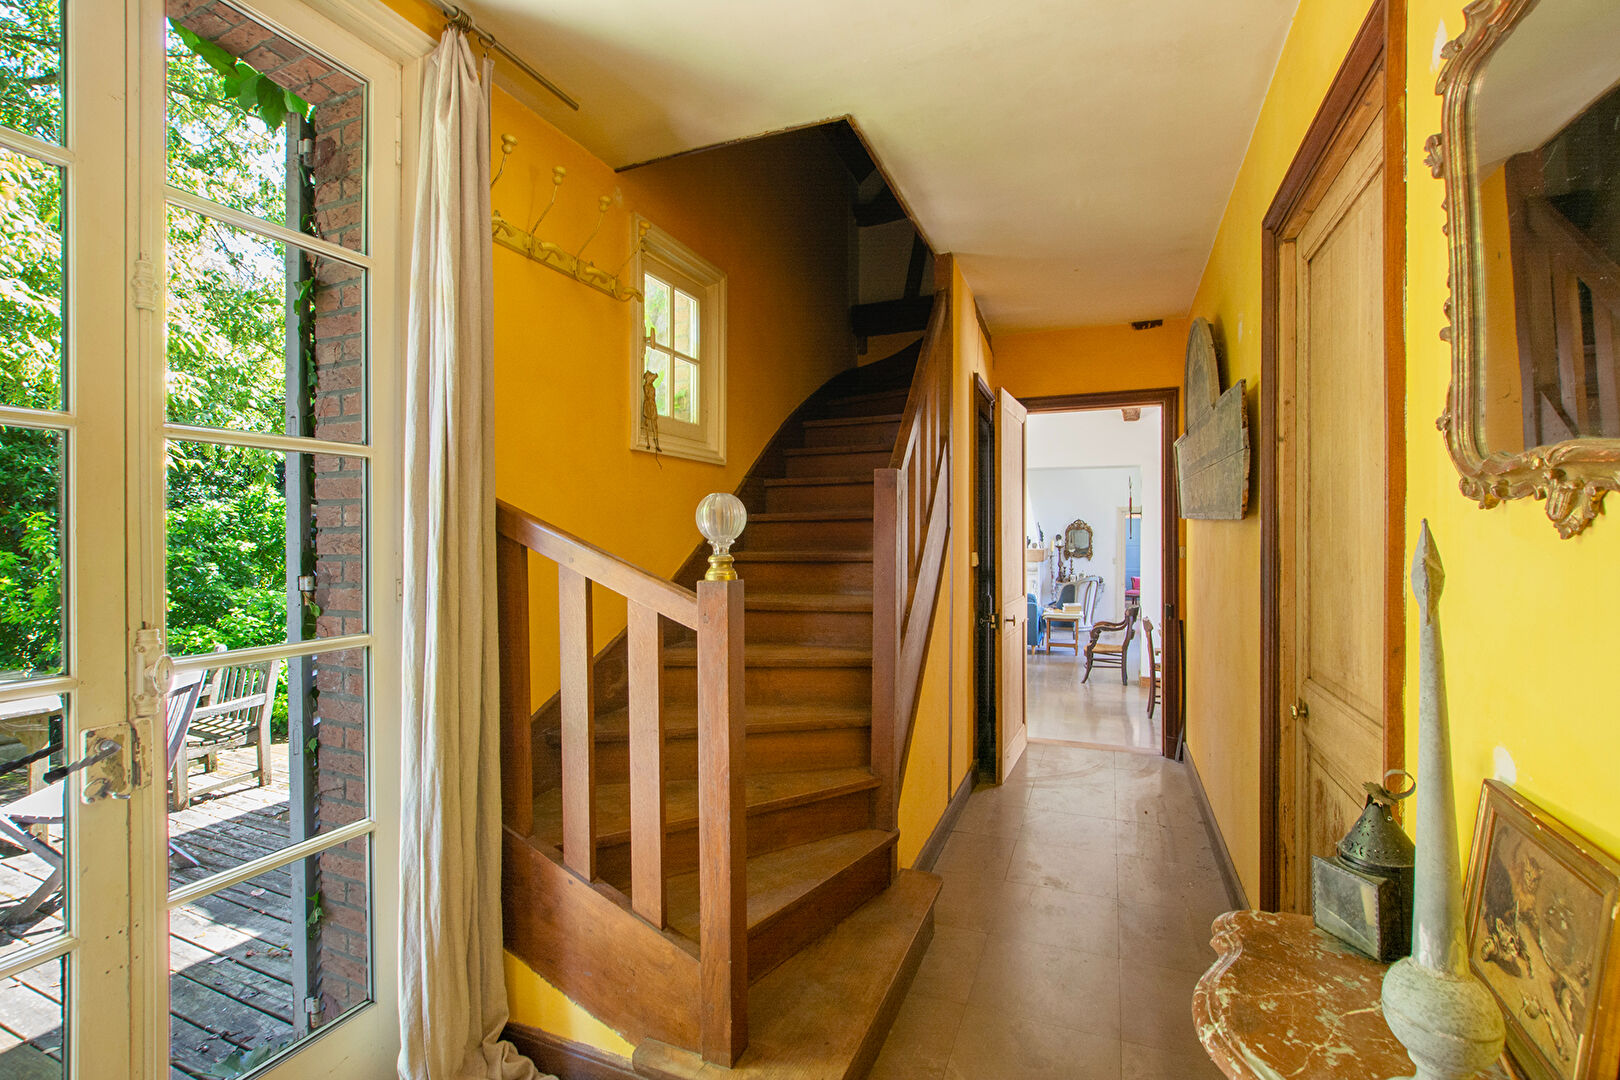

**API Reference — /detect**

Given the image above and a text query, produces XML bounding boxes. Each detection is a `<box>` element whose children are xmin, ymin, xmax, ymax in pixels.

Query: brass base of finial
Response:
<box><xmin>705</xmin><ymin>553</ymin><xmax>737</xmax><ymax>581</ymax></box>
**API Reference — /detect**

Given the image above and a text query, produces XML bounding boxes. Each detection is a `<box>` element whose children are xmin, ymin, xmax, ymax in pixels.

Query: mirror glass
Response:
<box><xmin>1471</xmin><ymin>0</ymin><xmax>1620</xmax><ymax>453</ymax></box>
<box><xmin>1063</xmin><ymin>519</ymin><xmax>1093</xmax><ymax>560</ymax></box>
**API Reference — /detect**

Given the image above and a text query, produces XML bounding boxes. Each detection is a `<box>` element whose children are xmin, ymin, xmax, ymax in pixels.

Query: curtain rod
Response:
<box><xmin>433</xmin><ymin>1</ymin><xmax>580</xmax><ymax>112</ymax></box>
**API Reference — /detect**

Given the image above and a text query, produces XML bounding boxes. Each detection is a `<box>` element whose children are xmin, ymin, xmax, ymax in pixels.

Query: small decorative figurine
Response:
<box><xmin>640</xmin><ymin>369</ymin><xmax>661</xmax><ymax>453</ymax></box>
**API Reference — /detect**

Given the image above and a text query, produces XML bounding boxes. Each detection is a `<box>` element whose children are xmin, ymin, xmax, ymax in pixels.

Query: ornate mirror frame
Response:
<box><xmin>1429</xmin><ymin>0</ymin><xmax>1620</xmax><ymax>538</ymax></box>
<box><xmin>1064</xmin><ymin>518</ymin><xmax>1094</xmax><ymax>560</ymax></box>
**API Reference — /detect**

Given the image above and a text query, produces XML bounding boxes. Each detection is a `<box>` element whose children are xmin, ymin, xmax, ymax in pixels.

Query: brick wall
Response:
<box><xmin>168</xmin><ymin>0</ymin><xmax>371</xmax><ymax>1027</ymax></box>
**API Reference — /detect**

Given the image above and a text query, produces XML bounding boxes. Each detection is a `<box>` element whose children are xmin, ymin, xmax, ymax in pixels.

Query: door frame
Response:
<box><xmin>1258</xmin><ymin>0</ymin><xmax>1405</xmax><ymax>912</ymax></box>
<box><xmin>1018</xmin><ymin>388</ymin><xmax>1183</xmax><ymax>759</ymax></box>
<box><xmin>970</xmin><ymin>373</ymin><xmax>997</xmax><ymax>779</ymax></box>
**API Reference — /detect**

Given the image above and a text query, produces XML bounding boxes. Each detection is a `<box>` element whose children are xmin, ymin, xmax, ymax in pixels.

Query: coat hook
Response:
<box><xmin>576</xmin><ymin>194</ymin><xmax>612</xmax><ymax>264</ymax></box>
<box><xmin>491</xmin><ymin>132</ymin><xmax>517</xmax><ymax>189</ymax></box>
<box><xmin>613</xmin><ymin>220</ymin><xmax>652</xmax><ymax>277</ymax></box>
<box><xmin>530</xmin><ymin>165</ymin><xmax>566</xmax><ymax>234</ymax></box>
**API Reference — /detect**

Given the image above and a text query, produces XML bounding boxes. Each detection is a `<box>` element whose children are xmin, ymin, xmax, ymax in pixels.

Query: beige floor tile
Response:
<box><xmin>871</xmin><ymin>992</ymin><xmax>965</xmax><ymax>1080</ymax></box>
<box><xmin>1117</xmin><ymin>898</ymin><xmax>1216</xmax><ymax>975</ymax></box>
<box><xmin>1118</xmin><ymin>961</ymin><xmax>1205</xmax><ymax>1058</ymax></box>
<box><xmin>1116</xmin><ymin>819</ymin><xmax>1214</xmax><ymax>869</ymax></box>
<box><xmin>1027</xmin><ymin>779</ymin><xmax>1117</xmax><ymax>821</ymax></box>
<box><xmin>910</xmin><ymin>925</ymin><xmax>988</xmax><ymax>1004</ymax></box>
<box><xmin>934</xmin><ymin>869</ymin><xmax>1033</xmax><ymax>934</ymax></box>
<box><xmin>1116</xmin><ymin>853</ymin><xmax>1227</xmax><ymax>913</ymax></box>
<box><xmin>965</xmin><ymin>935</ymin><xmax>1121</xmax><ymax>1038</ymax></box>
<box><xmin>1120</xmin><ymin>1039</ymin><xmax>1227</xmax><ymax>1080</ymax></box>
<box><xmin>1006</xmin><ymin>836</ymin><xmax>1120</xmax><ymax>898</ymax></box>
<box><xmin>990</xmin><ymin>883</ymin><xmax>1118</xmax><ymax>958</ymax></box>
<box><xmin>1018</xmin><ymin>807</ymin><xmax>1117</xmax><ymax>854</ymax></box>
<box><xmin>953</xmin><ymin>789</ymin><xmax>1037</xmax><ymax>840</ymax></box>
<box><xmin>946</xmin><ymin>1007</ymin><xmax>1122</xmax><ymax>1080</ymax></box>
<box><xmin>936</xmin><ymin>829</ymin><xmax>1019</xmax><ymax>878</ymax></box>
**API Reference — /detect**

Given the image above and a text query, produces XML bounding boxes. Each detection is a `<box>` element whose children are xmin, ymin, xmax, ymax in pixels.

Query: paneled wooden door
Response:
<box><xmin>994</xmin><ymin>389</ymin><xmax>1027</xmax><ymax>781</ymax></box>
<box><xmin>1276</xmin><ymin>106</ymin><xmax>1392</xmax><ymax>913</ymax></box>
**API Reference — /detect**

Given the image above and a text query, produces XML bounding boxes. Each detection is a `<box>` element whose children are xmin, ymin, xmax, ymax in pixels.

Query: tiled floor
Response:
<box><xmin>871</xmin><ymin>741</ymin><xmax>1233</xmax><ymax>1079</ymax></box>
<box><xmin>1027</xmin><ymin>651</ymin><xmax>1159</xmax><ymax>751</ymax></box>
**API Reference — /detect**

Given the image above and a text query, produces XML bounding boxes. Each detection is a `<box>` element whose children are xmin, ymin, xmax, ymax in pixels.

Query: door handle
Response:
<box><xmin>1004</xmin><ymin>616</ymin><xmax>1016</xmax><ymax>624</ymax></box>
<box><xmin>1290</xmin><ymin>700</ymin><xmax>1309</xmax><ymax>720</ymax></box>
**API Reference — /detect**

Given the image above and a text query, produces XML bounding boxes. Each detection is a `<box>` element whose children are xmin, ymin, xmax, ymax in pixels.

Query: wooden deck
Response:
<box><xmin>0</xmin><ymin>744</ymin><xmax>304</xmax><ymax>1078</ymax></box>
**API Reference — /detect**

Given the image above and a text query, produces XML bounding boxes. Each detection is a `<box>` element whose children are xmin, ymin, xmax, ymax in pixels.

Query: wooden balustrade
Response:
<box><xmin>494</xmin><ymin>501</ymin><xmax>749</xmax><ymax>1065</ymax></box>
<box><xmin>871</xmin><ymin>294</ymin><xmax>954</xmax><ymax>829</ymax></box>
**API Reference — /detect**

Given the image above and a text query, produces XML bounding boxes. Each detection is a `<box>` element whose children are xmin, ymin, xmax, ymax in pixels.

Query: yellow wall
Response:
<box><xmin>1179</xmin><ymin>0</ymin><xmax>1377</xmax><ymax>903</ymax></box>
<box><xmin>1405</xmin><ymin>0</ymin><xmax>1620</xmax><ymax>873</ymax></box>
<box><xmin>995</xmin><ymin>319</ymin><xmax>1190</xmax><ymax>399</ymax></box>
<box><xmin>897</xmin><ymin>260</ymin><xmax>991</xmax><ymax>866</ymax></box>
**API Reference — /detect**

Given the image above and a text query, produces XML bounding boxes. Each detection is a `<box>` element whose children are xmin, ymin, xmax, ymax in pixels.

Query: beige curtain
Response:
<box><xmin>399</xmin><ymin>29</ymin><xmax>547</xmax><ymax>1080</ymax></box>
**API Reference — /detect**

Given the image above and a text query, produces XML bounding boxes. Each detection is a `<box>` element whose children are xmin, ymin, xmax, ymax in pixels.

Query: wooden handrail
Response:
<box><xmin>871</xmin><ymin>292</ymin><xmax>954</xmax><ymax>829</ymax></box>
<box><xmin>495</xmin><ymin>499</ymin><xmax>747</xmax><ymax>1064</ymax></box>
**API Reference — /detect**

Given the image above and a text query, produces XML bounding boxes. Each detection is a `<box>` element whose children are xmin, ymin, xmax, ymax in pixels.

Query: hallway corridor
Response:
<box><xmin>872</xmin><ymin>741</ymin><xmax>1232</xmax><ymax>1079</ymax></box>
<box><xmin>1025</xmin><ymin>652</ymin><xmax>1159</xmax><ymax>751</ymax></box>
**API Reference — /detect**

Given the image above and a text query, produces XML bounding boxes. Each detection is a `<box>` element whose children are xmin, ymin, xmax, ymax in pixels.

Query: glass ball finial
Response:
<box><xmin>696</xmin><ymin>492</ymin><xmax>747</xmax><ymax>581</ymax></box>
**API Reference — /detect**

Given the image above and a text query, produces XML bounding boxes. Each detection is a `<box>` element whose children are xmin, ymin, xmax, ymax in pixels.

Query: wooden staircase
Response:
<box><xmin>496</xmin><ymin>293</ymin><xmax>954</xmax><ymax>1078</ymax></box>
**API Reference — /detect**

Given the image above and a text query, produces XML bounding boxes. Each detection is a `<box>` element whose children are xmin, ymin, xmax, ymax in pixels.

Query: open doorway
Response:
<box><xmin>1019</xmin><ymin>390</ymin><xmax>1181</xmax><ymax>757</ymax></box>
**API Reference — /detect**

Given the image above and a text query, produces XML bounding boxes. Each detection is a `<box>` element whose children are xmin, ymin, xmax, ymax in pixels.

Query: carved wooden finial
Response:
<box><xmin>1411</xmin><ymin>519</ymin><xmax>1444</xmax><ymax>623</ymax></box>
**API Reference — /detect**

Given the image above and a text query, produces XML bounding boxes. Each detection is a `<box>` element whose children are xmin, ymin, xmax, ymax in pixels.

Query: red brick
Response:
<box><xmin>216</xmin><ymin>22</ymin><xmax>273</xmax><ymax>56</ymax></box>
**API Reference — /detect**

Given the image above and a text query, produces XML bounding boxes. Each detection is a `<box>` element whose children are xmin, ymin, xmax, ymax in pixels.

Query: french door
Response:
<box><xmin>0</xmin><ymin>0</ymin><xmax>405</xmax><ymax>1073</ymax></box>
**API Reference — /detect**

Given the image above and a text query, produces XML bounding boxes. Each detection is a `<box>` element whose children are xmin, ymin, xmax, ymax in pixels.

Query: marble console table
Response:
<box><xmin>1193</xmin><ymin>910</ymin><xmax>1511</xmax><ymax>1080</ymax></box>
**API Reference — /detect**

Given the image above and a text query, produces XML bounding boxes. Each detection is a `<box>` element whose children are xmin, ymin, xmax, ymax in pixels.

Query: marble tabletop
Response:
<box><xmin>1193</xmin><ymin>910</ymin><xmax>1511</xmax><ymax>1080</ymax></box>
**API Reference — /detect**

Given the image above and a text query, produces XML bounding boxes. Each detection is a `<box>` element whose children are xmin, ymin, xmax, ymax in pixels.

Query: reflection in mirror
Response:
<box><xmin>1472</xmin><ymin>0</ymin><xmax>1620</xmax><ymax>453</ymax></box>
<box><xmin>1063</xmin><ymin>518</ymin><xmax>1093</xmax><ymax>560</ymax></box>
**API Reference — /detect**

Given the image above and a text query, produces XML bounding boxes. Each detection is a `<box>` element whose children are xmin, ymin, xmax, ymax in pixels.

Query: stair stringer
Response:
<box><xmin>502</xmin><ymin>828</ymin><xmax>702</xmax><ymax>1052</ymax></box>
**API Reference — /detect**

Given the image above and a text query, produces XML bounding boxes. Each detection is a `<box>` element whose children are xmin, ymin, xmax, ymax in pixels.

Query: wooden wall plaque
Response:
<box><xmin>1175</xmin><ymin>318</ymin><xmax>1250</xmax><ymax>519</ymax></box>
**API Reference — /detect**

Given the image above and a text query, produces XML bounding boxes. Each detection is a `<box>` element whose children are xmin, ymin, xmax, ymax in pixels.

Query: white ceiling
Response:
<box><xmin>474</xmin><ymin>0</ymin><xmax>1300</xmax><ymax>331</ymax></box>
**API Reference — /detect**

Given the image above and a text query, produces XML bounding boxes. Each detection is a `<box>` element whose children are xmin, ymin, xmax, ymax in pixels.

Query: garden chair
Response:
<box><xmin>0</xmin><ymin>670</ymin><xmax>204</xmax><ymax>924</ymax></box>
<box><xmin>170</xmin><ymin>651</ymin><xmax>279</xmax><ymax>811</ymax></box>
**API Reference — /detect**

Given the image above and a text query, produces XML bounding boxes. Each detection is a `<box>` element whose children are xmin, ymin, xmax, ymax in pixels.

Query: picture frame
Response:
<box><xmin>1465</xmin><ymin>780</ymin><xmax>1620</xmax><ymax>1080</ymax></box>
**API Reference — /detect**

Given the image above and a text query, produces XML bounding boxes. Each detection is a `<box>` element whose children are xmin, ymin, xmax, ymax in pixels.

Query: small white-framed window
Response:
<box><xmin>631</xmin><ymin>217</ymin><xmax>727</xmax><ymax>464</ymax></box>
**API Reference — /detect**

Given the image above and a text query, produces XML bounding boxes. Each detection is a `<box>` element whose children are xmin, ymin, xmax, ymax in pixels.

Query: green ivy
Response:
<box><xmin>170</xmin><ymin>23</ymin><xmax>311</xmax><ymax>132</ymax></box>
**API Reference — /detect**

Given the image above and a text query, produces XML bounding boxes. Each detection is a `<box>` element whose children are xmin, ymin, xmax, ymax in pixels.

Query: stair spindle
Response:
<box><xmin>559</xmin><ymin>565</ymin><xmax>597</xmax><ymax>880</ymax></box>
<box><xmin>628</xmin><ymin>600</ymin><xmax>667</xmax><ymax>927</ymax></box>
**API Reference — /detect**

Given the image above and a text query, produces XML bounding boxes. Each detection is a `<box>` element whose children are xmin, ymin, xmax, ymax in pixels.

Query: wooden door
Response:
<box><xmin>1277</xmin><ymin>113</ymin><xmax>1391</xmax><ymax>911</ymax></box>
<box><xmin>994</xmin><ymin>390</ymin><xmax>1028</xmax><ymax>781</ymax></box>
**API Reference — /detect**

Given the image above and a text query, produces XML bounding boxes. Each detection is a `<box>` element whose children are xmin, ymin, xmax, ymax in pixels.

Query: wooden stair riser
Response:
<box><xmin>745</xmin><ymin>838</ymin><xmax>894</xmax><ymax>984</ymax></box>
<box><xmin>745</xmin><ymin>517</ymin><xmax>874</xmax><ymax>550</ymax></box>
<box><xmin>745</xmin><ymin>607</ymin><xmax>873</xmax><ymax>647</ymax></box>
<box><xmin>764</xmin><ymin>479</ymin><xmax>875</xmax><ymax>513</ymax></box>
<box><xmin>820</xmin><ymin>390</ymin><xmax>910</xmax><ymax>418</ymax></box>
<box><xmin>662</xmin><ymin>663</ymin><xmax>871</xmax><ymax>706</ymax></box>
<box><xmin>733</xmin><ymin>558</ymin><xmax>872</xmax><ymax>592</ymax></box>
<box><xmin>785</xmin><ymin>448</ymin><xmax>890</xmax><ymax>479</ymax></box>
<box><xmin>583</xmin><ymin>787</ymin><xmax>875</xmax><ymax>893</ymax></box>
<box><xmin>801</xmin><ymin>417</ymin><xmax>902</xmax><ymax>448</ymax></box>
<box><xmin>588</xmin><ymin>724</ymin><xmax>871</xmax><ymax>779</ymax></box>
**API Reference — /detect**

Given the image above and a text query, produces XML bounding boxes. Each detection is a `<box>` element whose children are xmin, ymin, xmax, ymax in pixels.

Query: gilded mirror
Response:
<box><xmin>1432</xmin><ymin>0</ymin><xmax>1620</xmax><ymax>536</ymax></box>
<box><xmin>1063</xmin><ymin>519</ymin><xmax>1094</xmax><ymax>560</ymax></box>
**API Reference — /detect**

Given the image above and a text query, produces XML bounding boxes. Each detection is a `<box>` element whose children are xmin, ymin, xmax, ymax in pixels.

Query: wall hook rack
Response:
<box><xmin>488</xmin><ymin>134</ymin><xmax>642</xmax><ymax>303</ymax></box>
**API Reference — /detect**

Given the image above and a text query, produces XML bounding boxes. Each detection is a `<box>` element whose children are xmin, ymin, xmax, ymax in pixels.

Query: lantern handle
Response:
<box><xmin>1381</xmin><ymin>768</ymin><xmax>1417</xmax><ymax>801</ymax></box>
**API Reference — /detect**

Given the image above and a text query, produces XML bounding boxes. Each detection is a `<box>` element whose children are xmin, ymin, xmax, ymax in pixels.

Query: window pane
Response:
<box><xmin>169</xmin><ymin>843</ymin><xmax>372</xmax><ymax>1076</ymax></box>
<box><xmin>0</xmin><ymin>425</ymin><xmax>63</xmax><ymax>681</ymax></box>
<box><xmin>671</xmin><ymin>358</ymin><xmax>696</xmax><ymax>425</ymax></box>
<box><xmin>166</xmin><ymin>206</ymin><xmax>367</xmax><ymax>444</ymax></box>
<box><xmin>165</xmin><ymin>3</ymin><xmax>368</xmax><ymax>252</ymax></box>
<box><xmin>0</xmin><ymin>692</ymin><xmax>65</xmax><ymax>960</ymax></box>
<box><xmin>168</xmin><ymin>646</ymin><xmax>367</xmax><ymax>892</ymax></box>
<box><xmin>166</xmin><ymin>442</ymin><xmax>366</xmax><ymax>655</ymax></box>
<box><xmin>672</xmin><ymin>288</ymin><xmax>697</xmax><ymax>358</ymax></box>
<box><xmin>0</xmin><ymin>0</ymin><xmax>62</xmax><ymax>143</ymax></box>
<box><xmin>643</xmin><ymin>274</ymin><xmax>670</xmax><ymax>347</ymax></box>
<box><xmin>0</xmin><ymin>147</ymin><xmax>64</xmax><ymax>412</ymax></box>
<box><xmin>0</xmin><ymin>955</ymin><xmax>65</xmax><ymax>1077</ymax></box>
<box><xmin>644</xmin><ymin>349</ymin><xmax>669</xmax><ymax>417</ymax></box>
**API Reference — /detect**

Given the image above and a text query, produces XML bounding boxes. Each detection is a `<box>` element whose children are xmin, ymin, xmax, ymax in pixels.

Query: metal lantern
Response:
<box><xmin>1311</xmin><ymin>773</ymin><xmax>1417</xmax><ymax>962</ymax></box>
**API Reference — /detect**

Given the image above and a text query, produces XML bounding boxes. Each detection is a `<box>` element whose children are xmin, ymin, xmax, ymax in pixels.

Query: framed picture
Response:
<box><xmin>1465</xmin><ymin>780</ymin><xmax>1620</xmax><ymax>1080</ymax></box>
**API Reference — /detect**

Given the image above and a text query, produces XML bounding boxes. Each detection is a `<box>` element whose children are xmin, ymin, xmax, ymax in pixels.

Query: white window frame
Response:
<box><xmin>630</xmin><ymin>217</ymin><xmax>727</xmax><ymax>465</ymax></box>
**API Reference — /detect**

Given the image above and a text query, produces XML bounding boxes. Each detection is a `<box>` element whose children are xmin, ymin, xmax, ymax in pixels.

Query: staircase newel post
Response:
<box><xmin>871</xmin><ymin>468</ymin><xmax>902</xmax><ymax>832</ymax></box>
<box><xmin>697</xmin><ymin>576</ymin><xmax>747</xmax><ymax>1065</ymax></box>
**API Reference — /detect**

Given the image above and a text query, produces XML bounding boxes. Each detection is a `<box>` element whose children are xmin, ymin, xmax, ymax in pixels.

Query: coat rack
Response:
<box><xmin>489</xmin><ymin>134</ymin><xmax>645</xmax><ymax>303</ymax></box>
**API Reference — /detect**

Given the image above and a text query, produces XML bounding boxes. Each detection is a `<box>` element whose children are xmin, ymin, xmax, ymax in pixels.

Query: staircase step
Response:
<box><xmin>665</xmin><ymin>830</ymin><xmax>897</xmax><ymax>983</ymax></box>
<box><xmin>632</xmin><ymin>869</ymin><xmax>941</xmax><ymax>1080</ymax></box>
<box><xmin>661</xmin><ymin>642</ymin><xmax>873</xmax><ymax>707</ymax></box>
<box><xmin>531</xmin><ymin>767</ymin><xmax>881</xmax><ymax>886</ymax></box>
<box><xmin>663</xmin><ymin>642</ymin><xmax>873</xmax><ymax>667</ymax></box>
<box><xmin>745</xmin><ymin>591</ymin><xmax>875</xmax><ymax>647</ymax></box>
<box><xmin>801</xmin><ymin>413</ymin><xmax>902</xmax><ymax>448</ymax></box>
<box><xmin>763</xmin><ymin>475</ymin><xmax>875</xmax><ymax>513</ymax></box>
<box><xmin>744</xmin><ymin>510</ymin><xmax>874</xmax><ymax>550</ymax></box>
<box><xmin>821</xmin><ymin>388</ymin><xmax>912</xmax><ymax>419</ymax></box>
<box><xmin>729</xmin><ymin>550</ymin><xmax>873</xmax><ymax>592</ymax></box>
<box><xmin>563</xmin><ymin>704</ymin><xmax>872</xmax><ymax>776</ymax></box>
<box><xmin>783</xmin><ymin>443</ymin><xmax>891</xmax><ymax>478</ymax></box>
